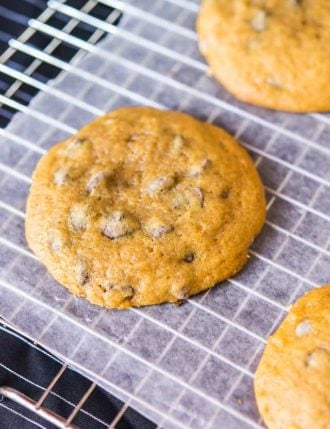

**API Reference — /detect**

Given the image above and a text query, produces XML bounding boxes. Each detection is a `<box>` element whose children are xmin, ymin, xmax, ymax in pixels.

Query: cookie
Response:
<box><xmin>25</xmin><ymin>107</ymin><xmax>265</xmax><ymax>309</ymax></box>
<box><xmin>197</xmin><ymin>0</ymin><xmax>330</xmax><ymax>112</ymax></box>
<box><xmin>254</xmin><ymin>285</ymin><xmax>330</xmax><ymax>429</ymax></box>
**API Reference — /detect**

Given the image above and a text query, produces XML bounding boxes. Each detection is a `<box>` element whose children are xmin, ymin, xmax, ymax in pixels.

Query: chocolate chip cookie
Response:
<box><xmin>254</xmin><ymin>285</ymin><xmax>330</xmax><ymax>429</ymax></box>
<box><xmin>197</xmin><ymin>0</ymin><xmax>330</xmax><ymax>112</ymax></box>
<box><xmin>26</xmin><ymin>107</ymin><xmax>265</xmax><ymax>309</ymax></box>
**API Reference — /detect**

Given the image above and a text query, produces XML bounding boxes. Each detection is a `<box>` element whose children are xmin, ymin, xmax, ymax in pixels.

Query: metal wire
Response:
<box><xmin>0</xmin><ymin>0</ymin><xmax>329</xmax><ymax>428</ymax></box>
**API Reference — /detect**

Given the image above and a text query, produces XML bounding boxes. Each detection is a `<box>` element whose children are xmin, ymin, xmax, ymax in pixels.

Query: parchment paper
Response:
<box><xmin>0</xmin><ymin>0</ymin><xmax>329</xmax><ymax>428</ymax></box>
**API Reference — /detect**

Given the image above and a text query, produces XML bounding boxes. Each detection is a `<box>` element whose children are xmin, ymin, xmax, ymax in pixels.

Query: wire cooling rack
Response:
<box><xmin>0</xmin><ymin>0</ymin><xmax>329</xmax><ymax>428</ymax></box>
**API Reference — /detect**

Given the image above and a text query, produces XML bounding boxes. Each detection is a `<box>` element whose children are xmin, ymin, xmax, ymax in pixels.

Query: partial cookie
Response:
<box><xmin>254</xmin><ymin>285</ymin><xmax>330</xmax><ymax>429</ymax></box>
<box><xmin>26</xmin><ymin>107</ymin><xmax>265</xmax><ymax>309</ymax></box>
<box><xmin>197</xmin><ymin>0</ymin><xmax>330</xmax><ymax>112</ymax></box>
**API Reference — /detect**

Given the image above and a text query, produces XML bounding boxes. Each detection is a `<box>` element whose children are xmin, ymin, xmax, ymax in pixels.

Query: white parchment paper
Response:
<box><xmin>0</xmin><ymin>1</ymin><xmax>329</xmax><ymax>427</ymax></box>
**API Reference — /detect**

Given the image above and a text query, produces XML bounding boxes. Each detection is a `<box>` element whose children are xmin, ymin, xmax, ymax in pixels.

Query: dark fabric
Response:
<box><xmin>0</xmin><ymin>323</ymin><xmax>156</xmax><ymax>429</ymax></box>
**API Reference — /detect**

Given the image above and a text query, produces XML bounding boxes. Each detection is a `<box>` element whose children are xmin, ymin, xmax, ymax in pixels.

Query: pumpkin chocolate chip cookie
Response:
<box><xmin>197</xmin><ymin>0</ymin><xmax>330</xmax><ymax>112</ymax></box>
<box><xmin>254</xmin><ymin>285</ymin><xmax>330</xmax><ymax>429</ymax></box>
<box><xmin>26</xmin><ymin>107</ymin><xmax>265</xmax><ymax>309</ymax></box>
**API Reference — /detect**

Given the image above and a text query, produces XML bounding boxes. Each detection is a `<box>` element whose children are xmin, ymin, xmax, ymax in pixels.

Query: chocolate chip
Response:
<box><xmin>48</xmin><ymin>230</ymin><xmax>65</xmax><ymax>253</ymax></box>
<box><xmin>251</xmin><ymin>10</ymin><xmax>266</xmax><ymax>32</ymax></box>
<box><xmin>153</xmin><ymin>225</ymin><xmax>173</xmax><ymax>238</ymax></box>
<box><xmin>104</xmin><ymin>284</ymin><xmax>135</xmax><ymax>301</ymax></box>
<box><xmin>70</xmin><ymin>138</ymin><xmax>86</xmax><ymax>147</ymax></box>
<box><xmin>50</xmin><ymin>237</ymin><xmax>63</xmax><ymax>252</ymax></box>
<box><xmin>102</xmin><ymin>211</ymin><xmax>140</xmax><ymax>239</ymax></box>
<box><xmin>63</xmin><ymin>138</ymin><xmax>87</xmax><ymax>157</ymax></box>
<box><xmin>102</xmin><ymin>282</ymin><xmax>115</xmax><ymax>292</ymax></box>
<box><xmin>220</xmin><ymin>190</ymin><xmax>230</xmax><ymax>199</ymax></box>
<box><xmin>305</xmin><ymin>348</ymin><xmax>329</xmax><ymax>368</ymax></box>
<box><xmin>121</xmin><ymin>286</ymin><xmax>135</xmax><ymax>299</ymax></box>
<box><xmin>148</xmin><ymin>175</ymin><xmax>176</xmax><ymax>195</ymax></box>
<box><xmin>183</xmin><ymin>252</ymin><xmax>195</xmax><ymax>263</ymax></box>
<box><xmin>288</xmin><ymin>0</ymin><xmax>301</xmax><ymax>5</ymax></box>
<box><xmin>127</xmin><ymin>134</ymin><xmax>139</xmax><ymax>142</ymax></box>
<box><xmin>69</xmin><ymin>203</ymin><xmax>89</xmax><ymax>231</ymax></box>
<box><xmin>189</xmin><ymin>159</ymin><xmax>211</xmax><ymax>177</ymax></box>
<box><xmin>193</xmin><ymin>187</ymin><xmax>204</xmax><ymax>207</ymax></box>
<box><xmin>86</xmin><ymin>171</ymin><xmax>109</xmax><ymax>194</ymax></box>
<box><xmin>295</xmin><ymin>320</ymin><xmax>312</xmax><ymax>337</ymax></box>
<box><xmin>53</xmin><ymin>166</ymin><xmax>69</xmax><ymax>185</ymax></box>
<box><xmin>76</xmin><ymin>260</ymin><xmax>89</xmax><ymax>286</ymax></box>
<box><xmin>144</xmin><ymin>217</ymin><xmax>174</xmax><ymax>238</ymax></box>
<box><xmin>174</xmin><ymin>289</ymin><xmax>189</xmax><ymax>300</ymax></box>
<box><xmin>174</xmin><ymin>187</ymin><xmax>204</xmax><ymax>210</ymax></box>
<box><xmin>171</xmin><ymin>282</ymin><xmax>190</xmax><ymax>301</ymax></box>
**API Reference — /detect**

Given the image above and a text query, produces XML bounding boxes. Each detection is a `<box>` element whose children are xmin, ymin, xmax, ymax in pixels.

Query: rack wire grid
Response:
<box><xmin>0</xmin><ymin>0</ymin><xmax>329</xmax><ymax>428</ymax></box>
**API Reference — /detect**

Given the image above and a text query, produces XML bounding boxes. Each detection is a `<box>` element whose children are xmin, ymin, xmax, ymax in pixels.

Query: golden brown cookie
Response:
<box><xmin>197</xmin><ymin>0</ymin><xmax>330</xmax><ymax>112</ymax></box>
<box><xmin>25</xmin><ymin>107</ymin><xmax>265</xmax><ymax>309</ymax></box>
<box><xmin>254</xmin><ymin>285</ymin><xmax>330</xmax><ymax>429</ymax></box>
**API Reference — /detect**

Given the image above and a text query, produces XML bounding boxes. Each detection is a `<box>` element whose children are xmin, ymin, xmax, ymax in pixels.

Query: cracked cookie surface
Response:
<box><xmin>197</xmin><ymin>0</ymin><xmax>330</xmax><ymax>112</ymax></box>
<box><xmin>26</xmin><ymin>107</ymin><xmax>265</xmax><ymax>309</ymax></box>
<box><xmin>254</xmin><ymin>284</ymin><xmax>330</xmax><ymax>429</ymax></box>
